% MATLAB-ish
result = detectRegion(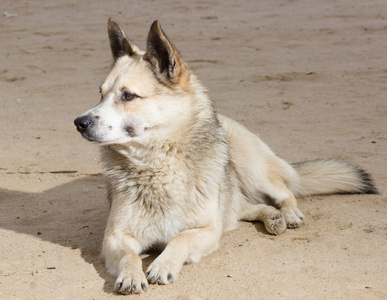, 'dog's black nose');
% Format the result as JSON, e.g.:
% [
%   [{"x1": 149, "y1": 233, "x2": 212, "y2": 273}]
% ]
[{"x1": 74, "y1": 116, "x2": 92, "y2": 132}]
